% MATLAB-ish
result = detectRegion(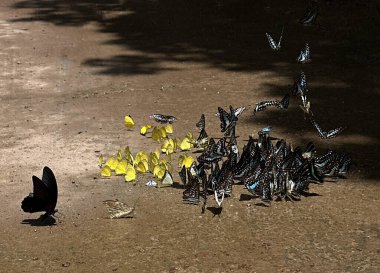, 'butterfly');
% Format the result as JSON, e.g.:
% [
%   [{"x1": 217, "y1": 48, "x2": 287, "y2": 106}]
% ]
[
  {"x1": 254, "y1": 94, "x2": 290, "y2": 113},
  {"x1": 179, "y1": 165, "x2": 188, "y2": 185},
  {"x1": 160, "y1": 170, "x2": 174, "y2": 187},
  {"x1": 150, "y1": 114, "x2": 177, "y2": 124},
  {"x1": 124, "y1": 165, "x2": 136, "y2": 182},
  {"x1": 183, "y1": 171, "x2": 200, "y2": 204},
  {"x1": 193, "y1": 128, "x2": 209, "y2": 149},
  {"x1": 196, "y1": 114, "x2": 205, "y2": 131},
  {"x1": 297, "y1": 43, "x2": 311, "y2": 63},
  {"x1": 309, "y1": 116, "x2": 345, "y2": 139},
  {"x1": 140, "y1": 124, "x2": 153, "y2": 136},
  {"x1": 293, "y1": 71, "x2": 308, "y2": 97},
  {"x1": 299, "y1": 4, "x2": 318, "y2": 26},
  {"x1": 124, "y1": 115, "x2": 135, "y2": 129},
  {"x1": 103, "y1": 200, "x2": 134, "y2": 219},
  {"x1": 21, "y1": 166, "x2": 58, "y2": 220},
  {"x1": 266, "y1": 26, "x2": 284, "y2": 50}
]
